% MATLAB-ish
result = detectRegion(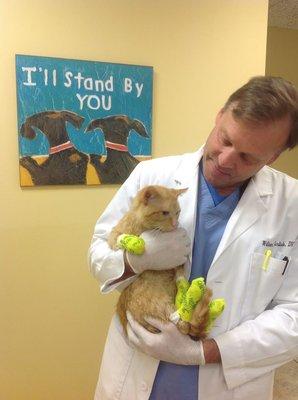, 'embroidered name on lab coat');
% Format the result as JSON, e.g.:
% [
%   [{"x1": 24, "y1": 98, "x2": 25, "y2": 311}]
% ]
[{"x1": 262, "y1": 240, "x2": 295, "y2": 247}]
